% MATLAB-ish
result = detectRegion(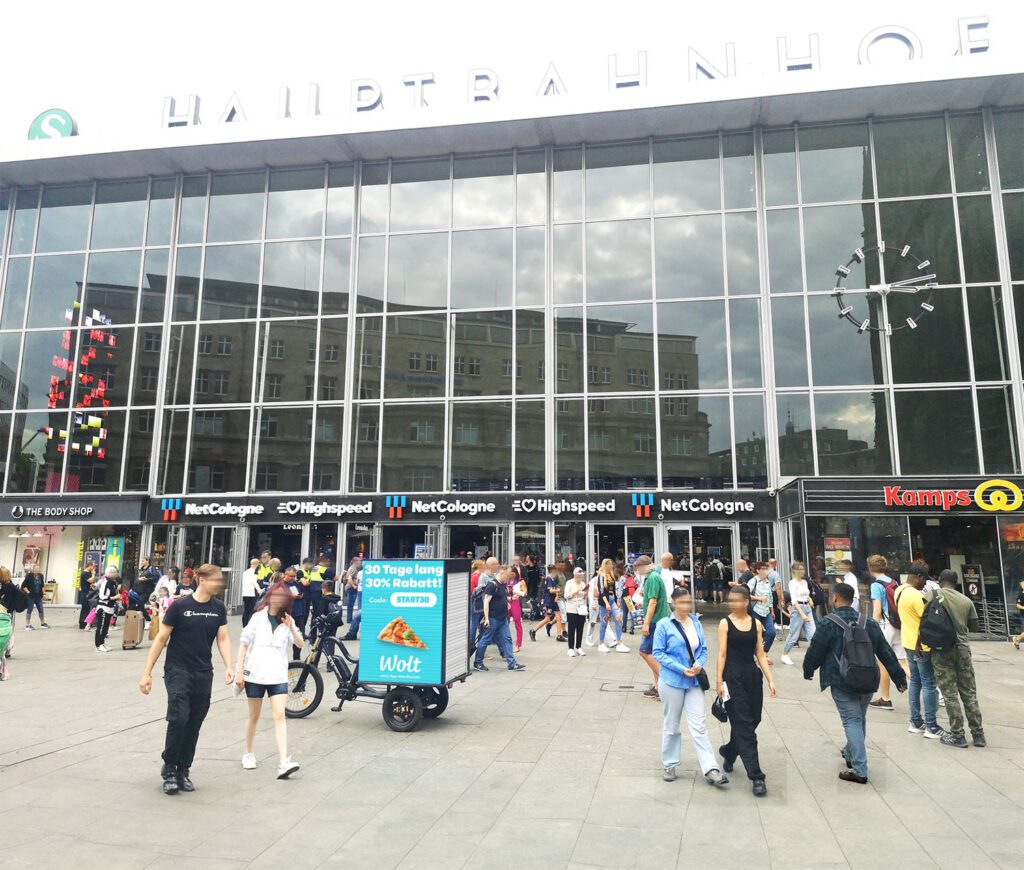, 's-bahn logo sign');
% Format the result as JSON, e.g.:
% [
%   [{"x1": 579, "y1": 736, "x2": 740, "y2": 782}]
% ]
[{"x1": 884, "y1": 479, "x2": 1024, "y2": 512}]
